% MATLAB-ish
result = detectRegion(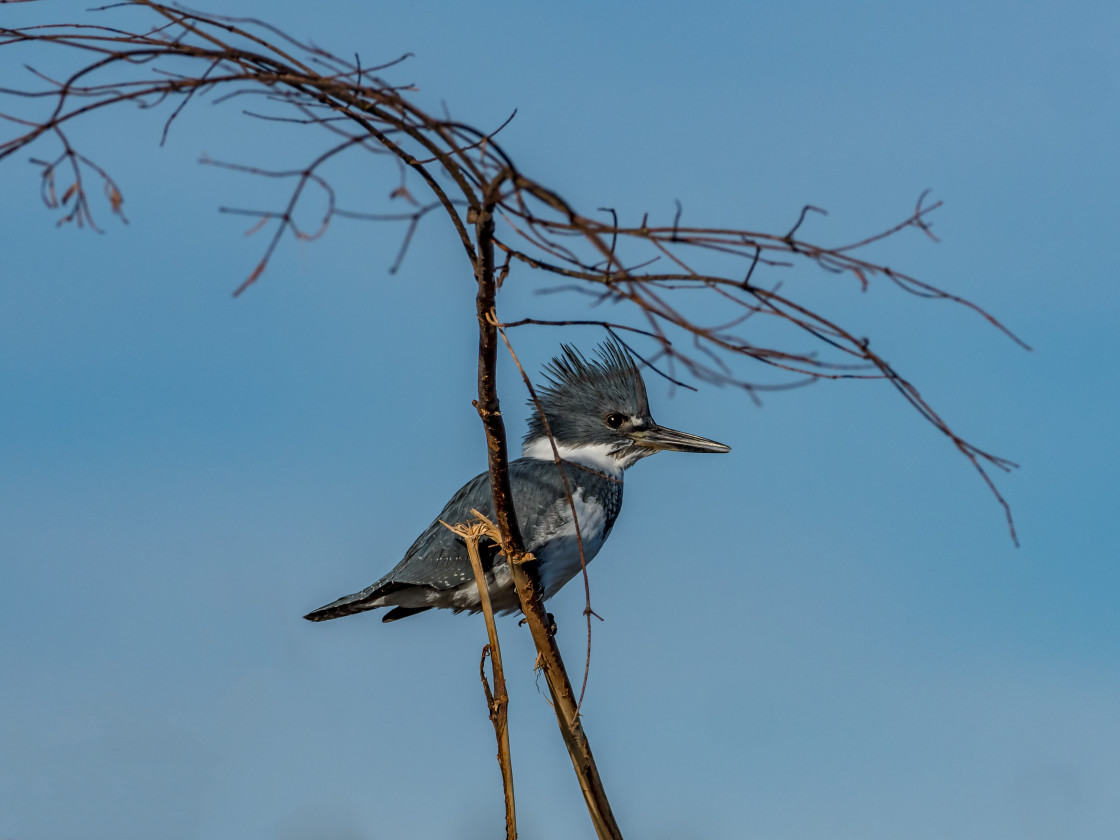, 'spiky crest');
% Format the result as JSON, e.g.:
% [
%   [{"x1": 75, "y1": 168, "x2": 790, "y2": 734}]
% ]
[{"x1": 522, "y1": 340, "x2": 651, "y2": 449}]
